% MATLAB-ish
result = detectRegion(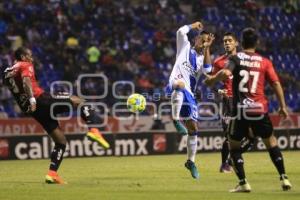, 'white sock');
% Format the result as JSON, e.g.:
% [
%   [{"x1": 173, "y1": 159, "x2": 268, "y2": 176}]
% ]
[
  {"x1": 187, "y1": 135, "x2": 198, "y2": 162},
  {"x1": 171, "y1": 90, "x2": 184, "y2": 120}
]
